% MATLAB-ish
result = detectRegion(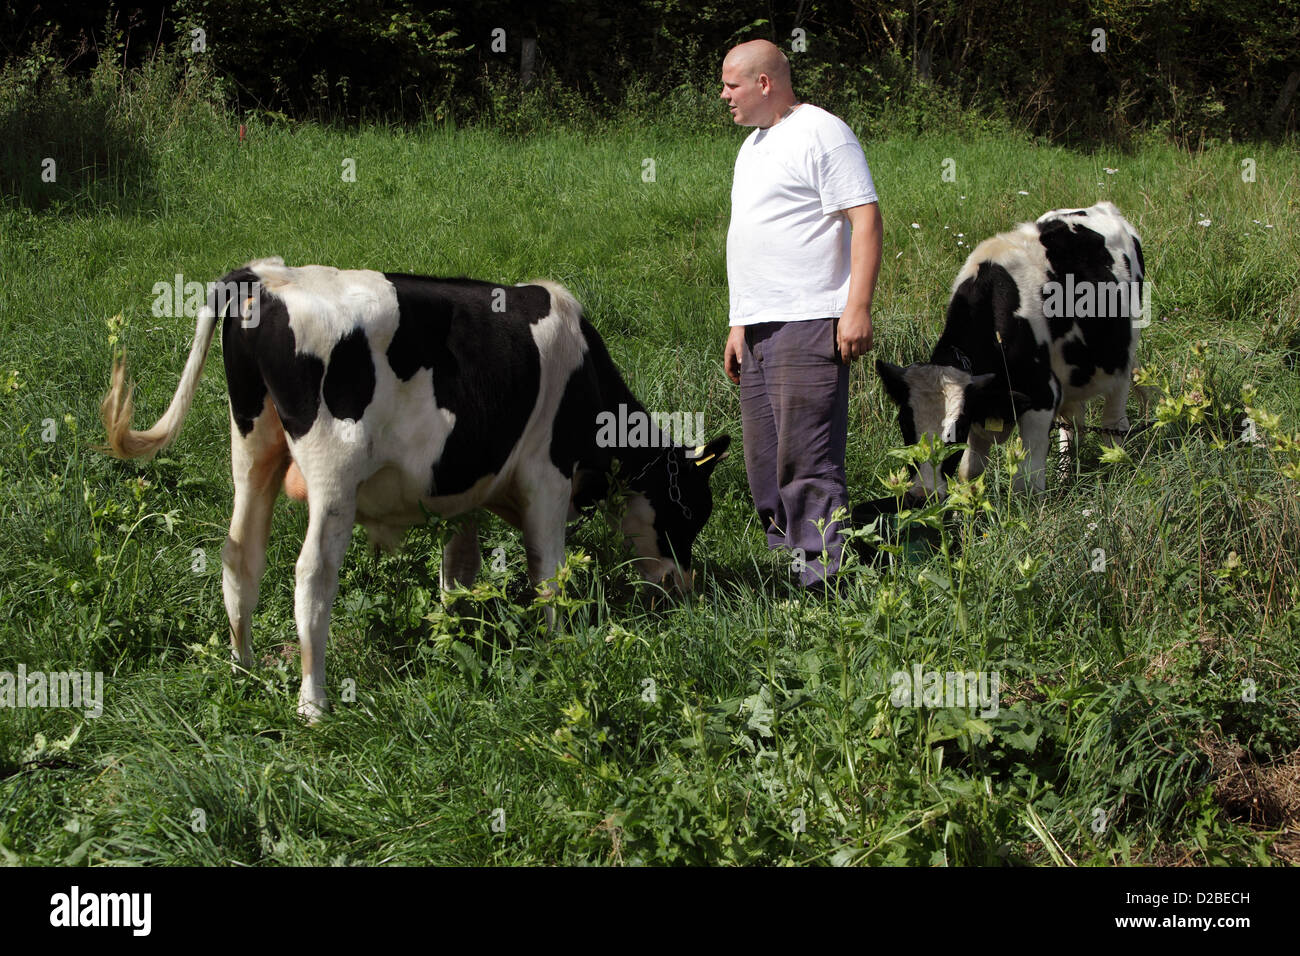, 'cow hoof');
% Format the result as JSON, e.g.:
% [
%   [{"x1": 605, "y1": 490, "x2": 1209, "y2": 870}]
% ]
[{"x1": 297, "y1": 697, "x2": 328, "y2": 724}]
